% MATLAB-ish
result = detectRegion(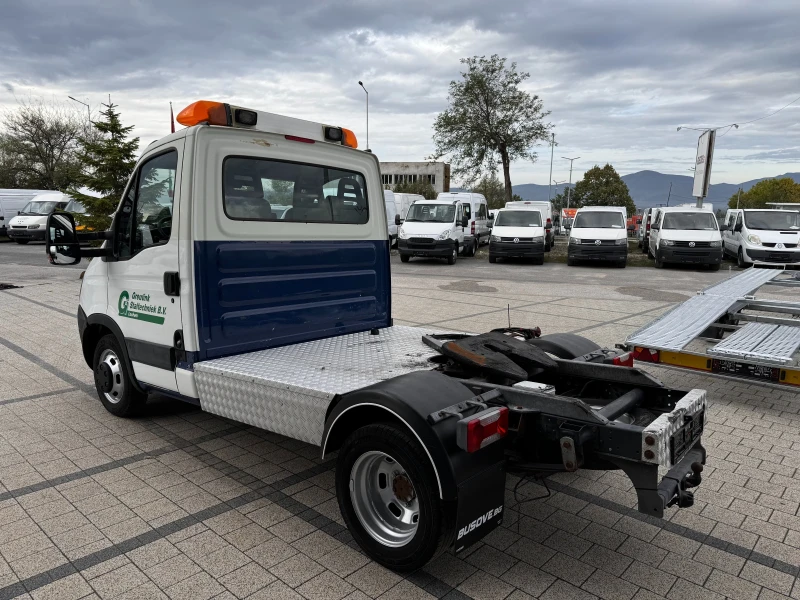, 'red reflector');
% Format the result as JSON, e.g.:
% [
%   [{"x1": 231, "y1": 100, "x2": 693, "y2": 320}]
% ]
[
  {"x1": 631, "y1": 347, "x2": 659, "y2": 363},
  {"x1": 471, "y1": 222, "x2": 476, "y2": 235},
  {"x1": 465, "y1": 407, "x2": 508, "y2": 453},
  {"x1": 285, "y1": 135, "x2": 315, "y2": 144},
  {"x1": 612, "y1": 352, "x2": 634, "y2": 368},
  {"x1": 646, "y1": 224, "x2": 651, "y2": 231}
]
